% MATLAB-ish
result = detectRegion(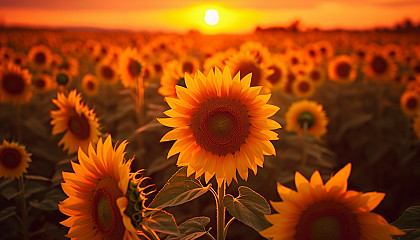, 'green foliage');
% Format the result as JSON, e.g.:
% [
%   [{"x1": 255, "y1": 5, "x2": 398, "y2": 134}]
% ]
[
  {"x1": 392, "y1": 206, "x2": 420, "y2": 240},
  {"x1": 224, "y1": 186, "x2": 272, "y2": 232},
  {"x1": 165, "y1": 217, "x2": 211, "y2": 240},
  {"x1": 148, "y1": 167, "x2": 211, "y2": 210}
]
